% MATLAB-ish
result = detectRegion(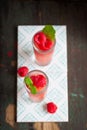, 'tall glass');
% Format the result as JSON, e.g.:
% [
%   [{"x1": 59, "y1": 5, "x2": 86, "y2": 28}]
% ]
[
  {"x1": 24, "y1": 70, "x2": 49, "y2": 102},
  {"x1": 32, "y1": 32, "x2": 56, "y2": 66}
]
